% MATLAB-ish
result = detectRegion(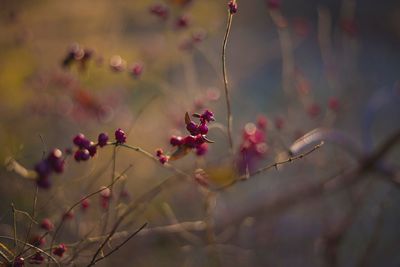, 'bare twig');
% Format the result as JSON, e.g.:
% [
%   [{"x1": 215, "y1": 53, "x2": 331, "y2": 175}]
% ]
[
  {"x1": 222, "y1": 4, "x2": 235, "y2": 154},
  {"x1": 0, "y1": 236, "x2": 60, "y2": 266},
  {"x1": 217, "y1": 141, "x2": 324, "y2": 190},
  {"x1": 88, "y1": 223, "x2": 147, "y2": 266},
  {"x1": 49, "y1": 165, "x2": 133, "y2": 261}
]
